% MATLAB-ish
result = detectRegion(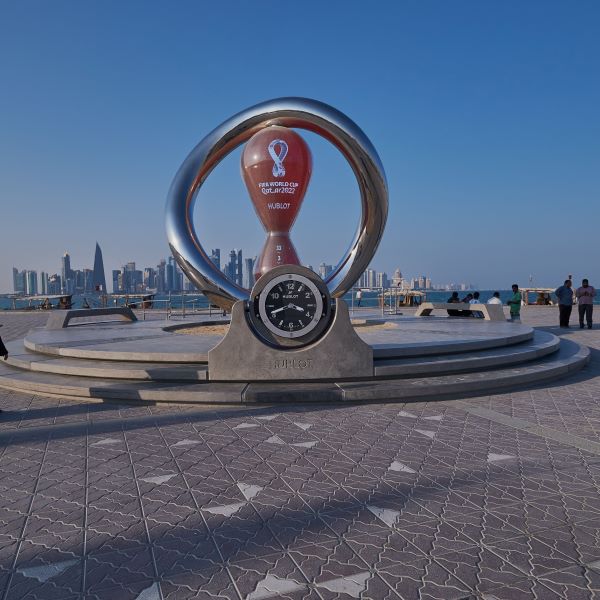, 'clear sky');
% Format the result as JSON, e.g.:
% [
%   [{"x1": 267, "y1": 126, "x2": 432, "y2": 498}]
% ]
[{"x1": 1, "y1": 0, "x2": 599, "y2": 293}]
